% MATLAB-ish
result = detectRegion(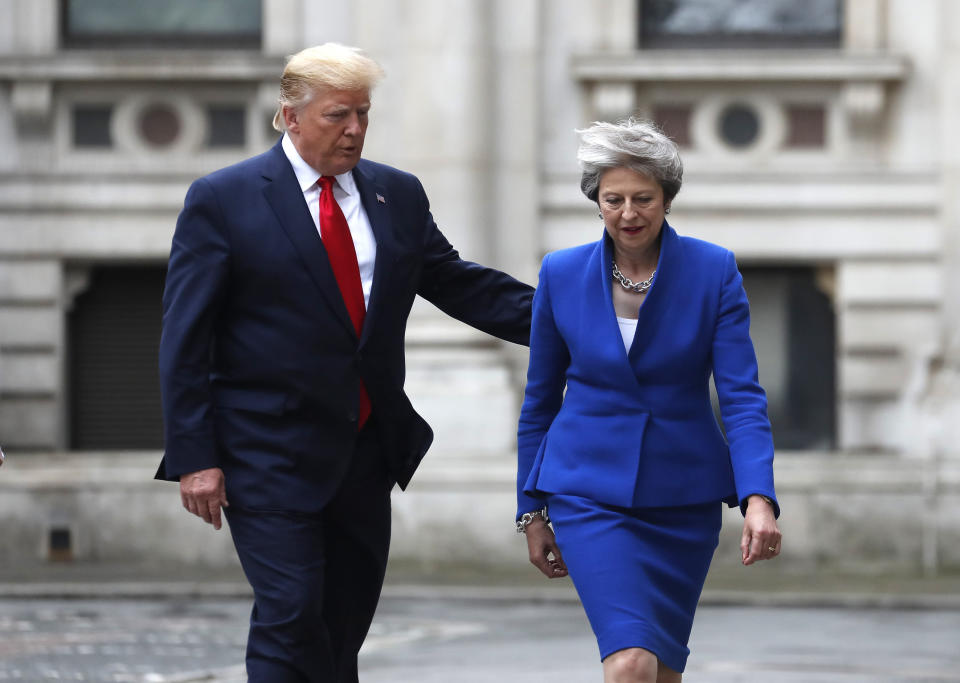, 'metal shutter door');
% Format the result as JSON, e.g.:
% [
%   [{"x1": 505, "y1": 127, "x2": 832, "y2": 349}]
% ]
[{"x1": 69, "y1": 266, "x2": 166, "y2": 449}]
